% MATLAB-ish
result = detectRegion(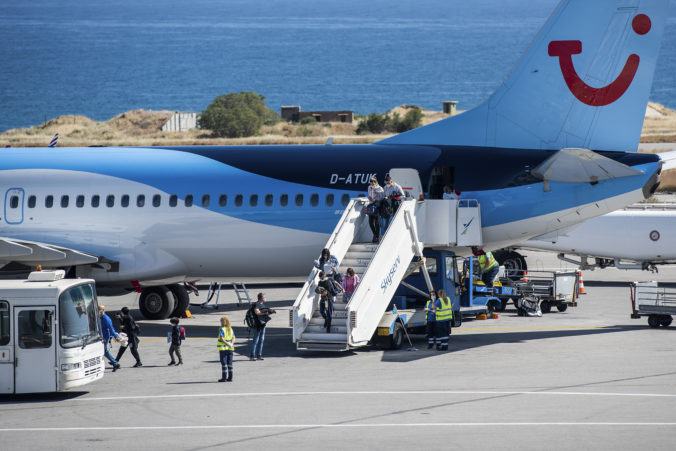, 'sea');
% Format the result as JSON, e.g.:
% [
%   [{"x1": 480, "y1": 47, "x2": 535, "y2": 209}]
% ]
[{"x1": 0, "y1": 0, "x2": 675, "y2": 133}]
